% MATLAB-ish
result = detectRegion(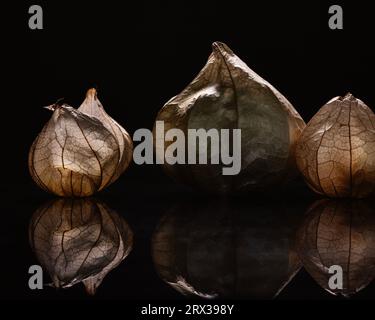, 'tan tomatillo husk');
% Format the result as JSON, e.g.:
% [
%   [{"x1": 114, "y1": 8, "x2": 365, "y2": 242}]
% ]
[
  {"x1": 154, "y1": 42, "x2": 305, "y2": 194},
  {"x1": 29, "y1": 198, "x2": 133, "y2": 295},
  {"x1": 296, "y1": 93, "x2": 375, "y2": 198},
  {"x1": 28, "y1": 89, "x2": 133, "y2": 197},
  {"x1": 295, "y1": 199, "x2": 375, "y2": 297}
]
